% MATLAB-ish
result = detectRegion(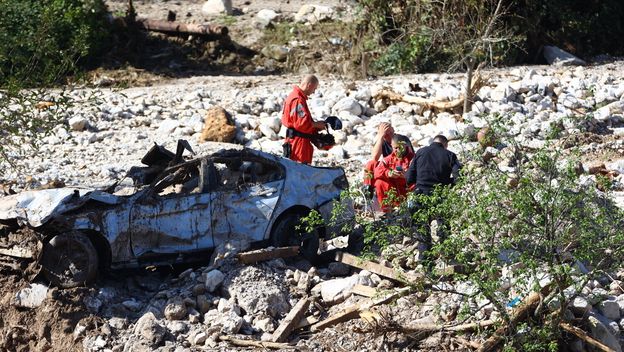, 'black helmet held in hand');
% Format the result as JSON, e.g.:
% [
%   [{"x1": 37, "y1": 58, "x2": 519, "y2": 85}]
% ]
[{"x1": 324, "y1": 116, "x2": 342, "y2": 130}]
